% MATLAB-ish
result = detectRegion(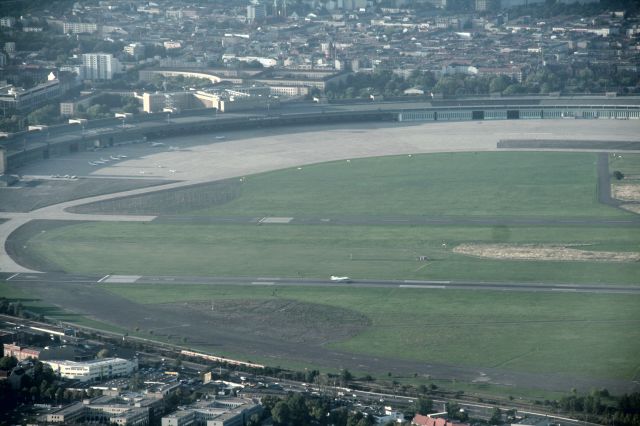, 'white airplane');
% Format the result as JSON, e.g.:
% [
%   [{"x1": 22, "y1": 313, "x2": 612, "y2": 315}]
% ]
[
  {"x1": 88, "y1": 161, "x2": 98, "y2": 166},
  {"x1": 169, "y1": 146, "x2": 180, "y2": 151},
  {"x1": 99, "y1": 157, "x2": 110, "y2": 162},
  {"x1": 169, "y1": 169, "x2": 177, "y2": 173},
  {"x1": 215, "y1": 136, "x2": 226, "y2": 140},
  {"x1": 150, "y1": 142, "x2": 165, "y2": 147},
  {"x1": 330, "y1": 276, "x2": 352, "y2": 283},
  {"x1": 118, "y1": 155, "x2": 128, "y2": 159},
  {"x1": 110, "y1": 155, "x2": 120, "y2": 160},
  {"x1": 93, "y1": 160, "x2": 105, "y2": 164}
]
